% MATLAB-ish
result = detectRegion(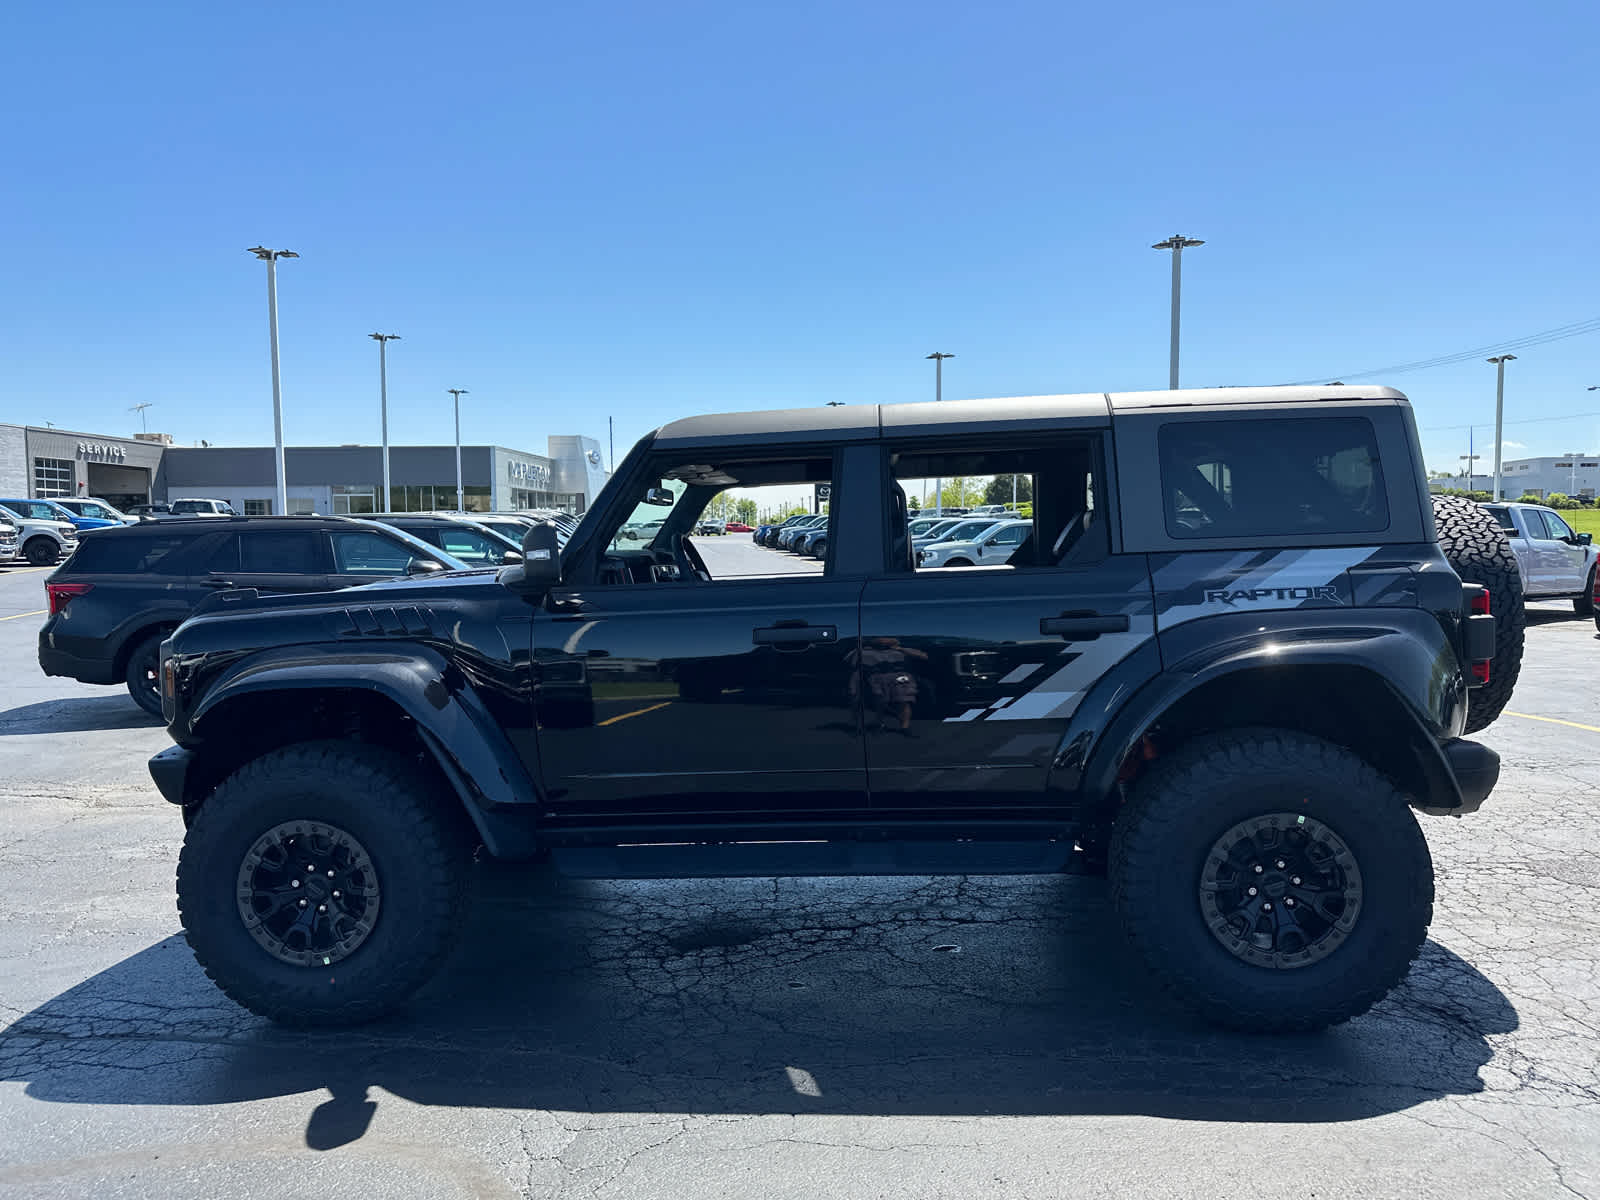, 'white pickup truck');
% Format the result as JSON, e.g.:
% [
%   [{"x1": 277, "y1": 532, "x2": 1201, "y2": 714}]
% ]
[{"x1": 1482, "y1": 502, "x2": 1596, "y2": 617}]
